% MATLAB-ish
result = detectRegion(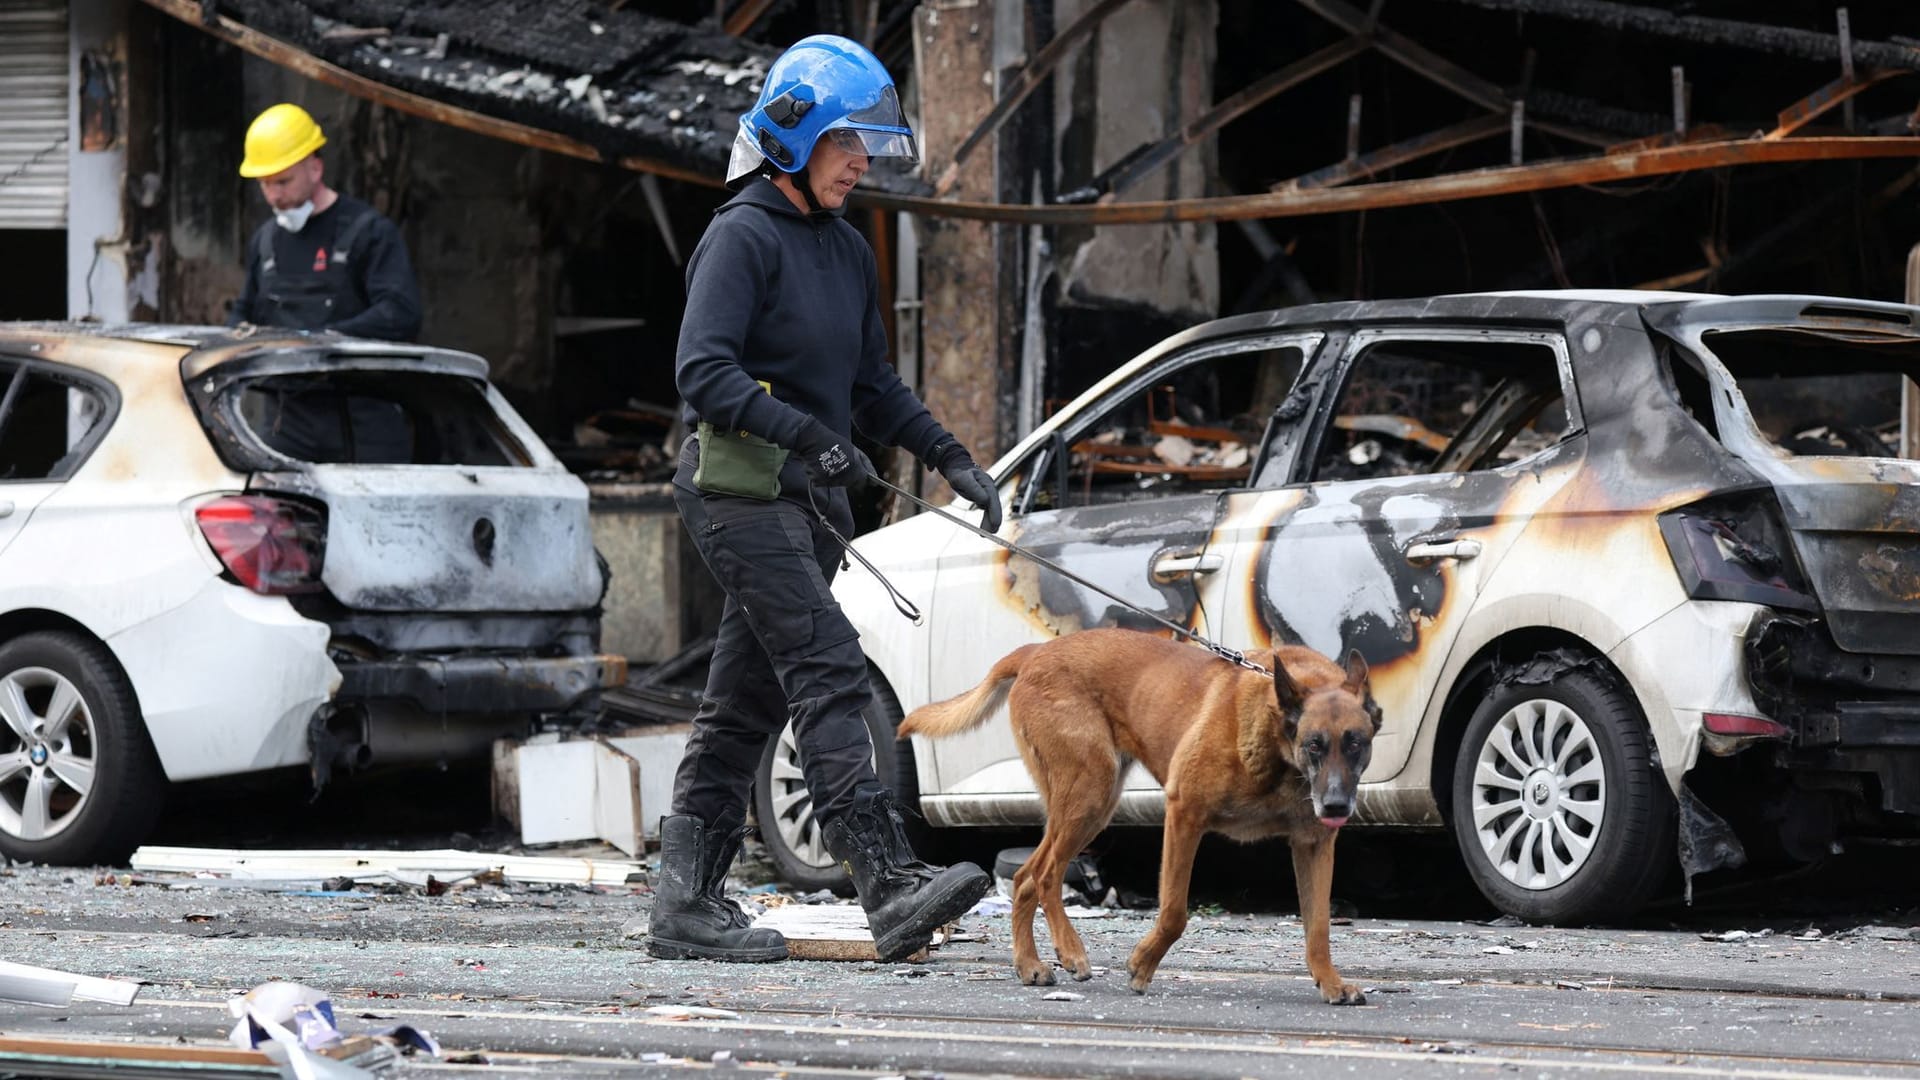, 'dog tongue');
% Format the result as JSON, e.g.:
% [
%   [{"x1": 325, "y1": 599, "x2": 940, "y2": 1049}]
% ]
[{"x1": 1318, "y1": 816, "x2": 1348, "y2": 829}]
